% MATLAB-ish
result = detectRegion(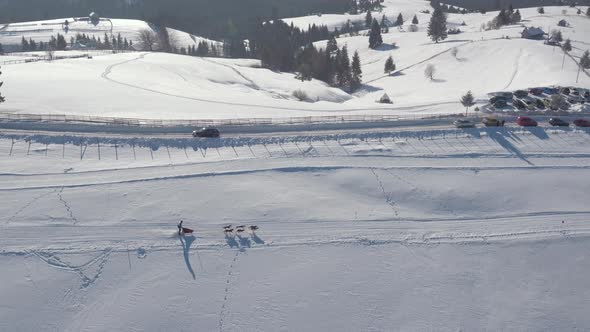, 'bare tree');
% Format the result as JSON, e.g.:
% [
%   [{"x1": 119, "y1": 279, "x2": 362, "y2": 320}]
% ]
[
  {"x1": 424, "y1": 64, "x2": 436, "y2": 80},
  {"x1": 451, "y1": 47, "x2": 458, "y2": 58},
  {"x1": 137, "y1": 29, "x2": 157, "y2": 51}
]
